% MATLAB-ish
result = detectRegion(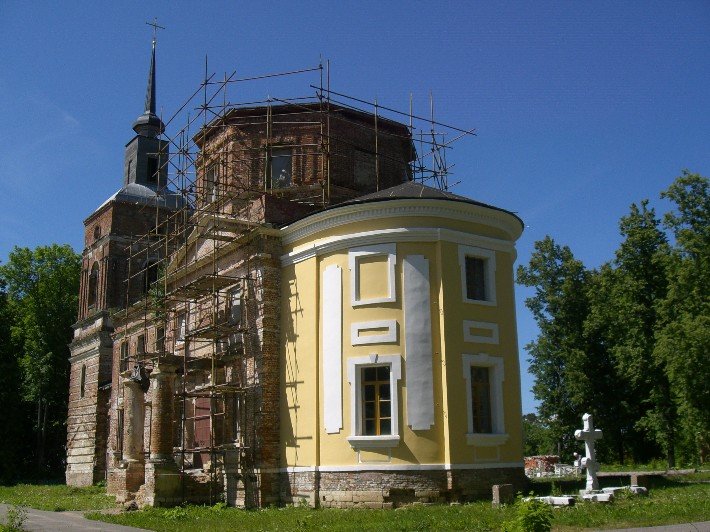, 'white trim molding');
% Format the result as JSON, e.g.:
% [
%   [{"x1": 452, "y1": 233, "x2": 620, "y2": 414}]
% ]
[
  {"x1": 463, "y1": 321, "x2": 499, "y2": 345},
  {"x1": 348, "y1": 243, "x2": 397, "y2": 307},
  {"x1": 403, "y1": 255, "x2": 435, "y2": 431},
  {"x1": 281, "y1": 199, "x2": 523, "y2": 248},
  {"x1": 462, "y1": 353, "x2": 507, "y2": 446},
  {"x1": 281, "y1": 226, "x2": 515, "y2": 267},
  {"x1": 346, "y1": 354, "x2": 402, "y2": 450},
  {"x1": 322, "y1": 265, "x2": 343, "y2": 434},
  {"x1": 458, "y1": 245, "x2": 497, "y2": 306},
  {"x1": 351, "y1": 320, "x2": 398, "y2": 346}
]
